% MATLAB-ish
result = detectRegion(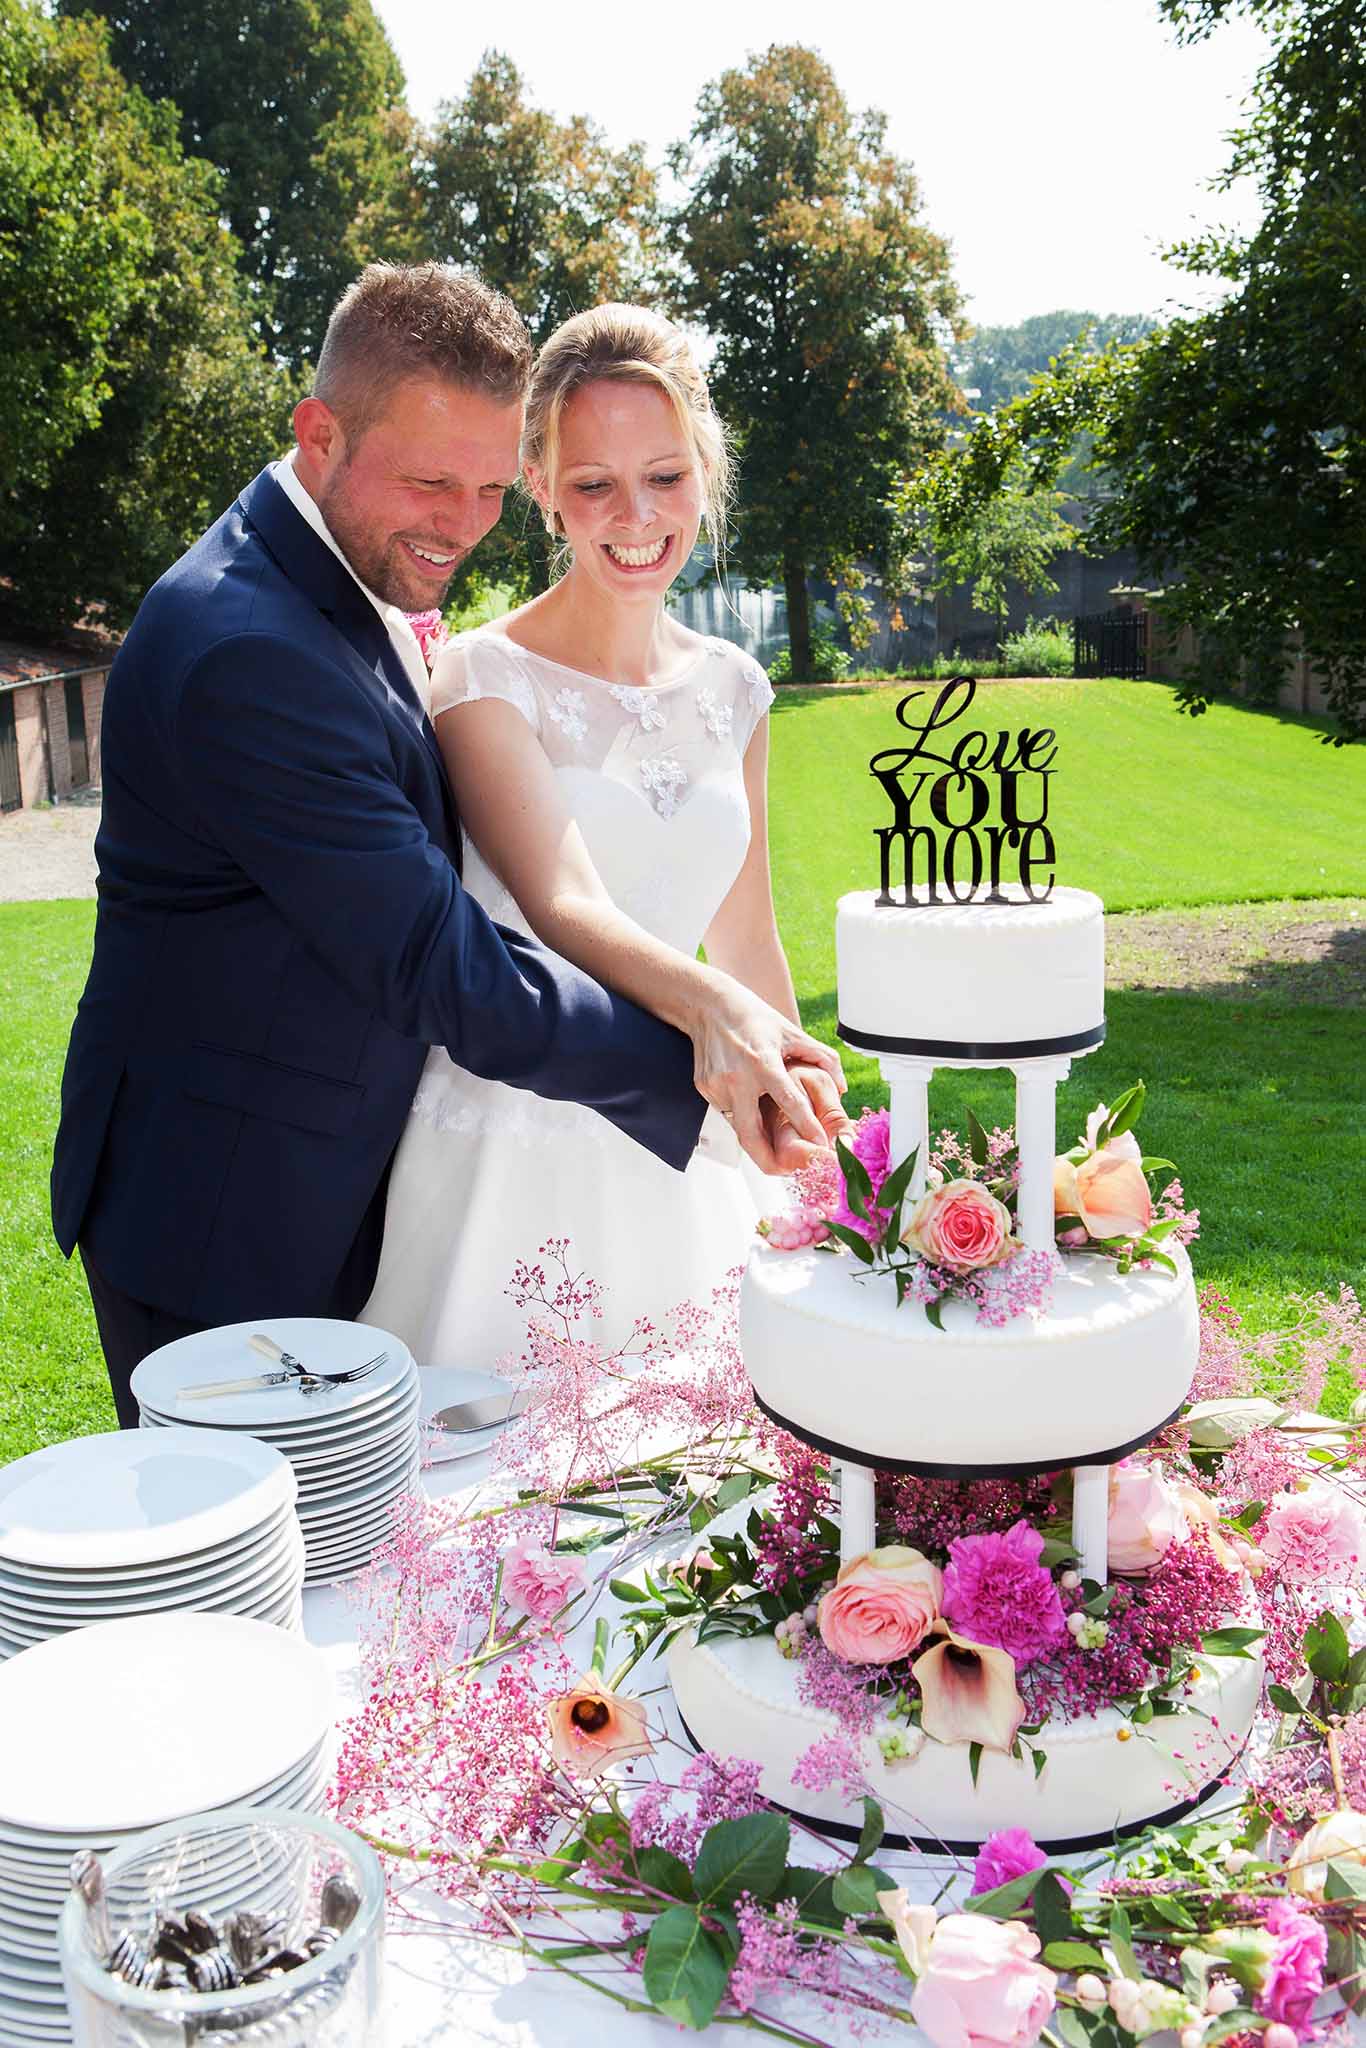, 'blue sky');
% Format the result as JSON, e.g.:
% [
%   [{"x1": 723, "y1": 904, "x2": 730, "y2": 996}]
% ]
[{"x1": 374, "y1": 0, "x2": 1270, "y2": 330}]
